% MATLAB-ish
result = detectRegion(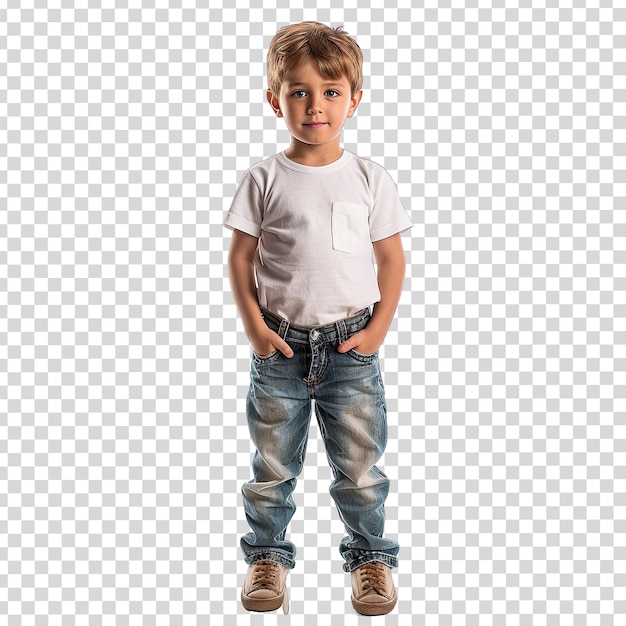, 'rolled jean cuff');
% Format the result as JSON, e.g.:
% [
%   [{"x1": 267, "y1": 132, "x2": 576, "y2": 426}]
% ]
[
  {"x1": 342, "y1": 550, "x2": 399, "y2": 572},
  {"x1": 244, "y1": 551, "x2": 296, "y2": 570}
]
